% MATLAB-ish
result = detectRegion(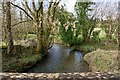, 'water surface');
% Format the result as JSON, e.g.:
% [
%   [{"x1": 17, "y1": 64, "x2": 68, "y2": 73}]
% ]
[{"x1": 27, "y1": 44, "x2": 89, "y2": 73}]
